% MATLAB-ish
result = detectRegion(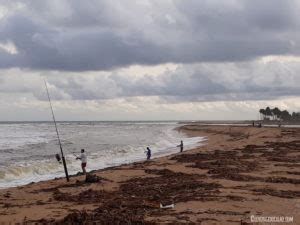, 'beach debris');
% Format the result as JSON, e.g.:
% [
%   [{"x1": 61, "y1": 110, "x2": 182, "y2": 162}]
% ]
[
  {"x1": 61, "y1": 210, "x2": 89, "y2": 223},
  {"x1": 160, "y1": 203, "x2": 174, "y2": 209},
  {"x1": 3, "y1": 192, "x2": 11, "y2": 198},
  {"x1": 85, "y1": 173, "x2": 103, "y2": 183},
  {"x1": 142, "y1": 200, "x2": 160, "y2": 208},
  {"x1": 252, "y1": 188, "x2": 300, "y2": 198},
  {"x1": 203, "y1": 209, "x2": 245, "y2": 216},
  {"x1": 3, "y1": 203, "x2": 13, "y2": 208},
  {"x1": 120, "y1": 170, "x2": 222, "y2": 205},
  {"x1": 53, "y1": 188, "x2": 112, "y2": 203}
]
